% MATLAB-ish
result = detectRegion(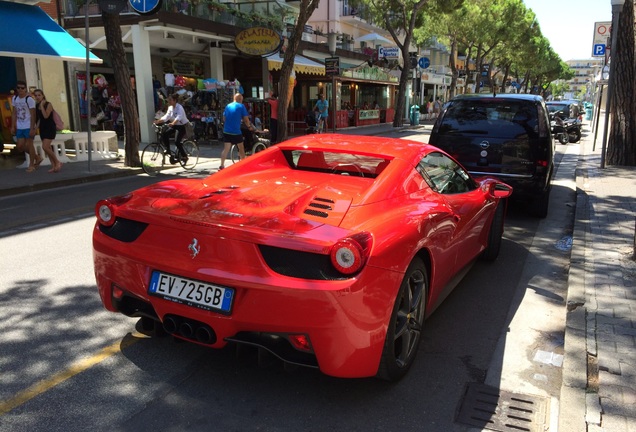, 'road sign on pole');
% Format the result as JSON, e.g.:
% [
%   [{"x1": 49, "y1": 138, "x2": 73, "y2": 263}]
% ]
[{"x1": 592, "y1": 21, "x2": 611, "y2": 57}]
